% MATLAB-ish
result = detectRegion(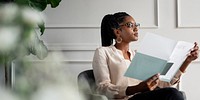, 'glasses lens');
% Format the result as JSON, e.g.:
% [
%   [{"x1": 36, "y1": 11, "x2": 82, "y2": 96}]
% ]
[
  {"x1": 135, "y1": 23, "x2": 140, "y2": 27},
  {"x1": 126, "y1": 23, "x2": 133, "y2": 28},
  {"x1": 120, "y1": 22, "x2": 140, "y2": 28}
]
